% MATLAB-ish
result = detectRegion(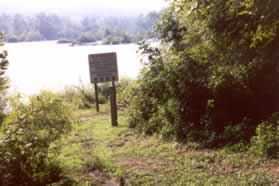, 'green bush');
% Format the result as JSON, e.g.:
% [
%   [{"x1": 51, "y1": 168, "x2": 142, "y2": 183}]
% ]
[
  {"x1": 62, "y1": 84, "x2": 109, "y2": 109},
  {"x1": 99, "y1": 83, "x2": 111, "y2": 99},
  {"x1": 128, "y1": 43, "x2": 180, "y2": 138},
  {"x1": 215, "y1": 118, "x2": 256, "y2": 146},
  {"x1": 250, "y1": 115, "x2": 279, "y2": 158},
  {"x1": 117, "y1": 78, "x2": 137, "y2": 108},
  {"x1": 0, "y1": 33, "x2": 9, "y2": 124},
  {"x1": 0, "y1": 92, "x2": 73, "y2": 185},
  {"x1": 62, "y1": 85, "x2": 94, "y2": 109},
  {"x1": 128, "y1": 0, "x2": 279, "y2": 146}
]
